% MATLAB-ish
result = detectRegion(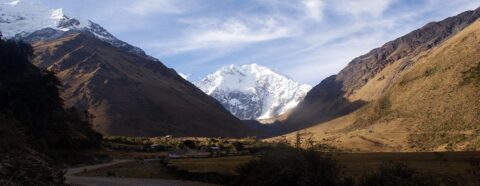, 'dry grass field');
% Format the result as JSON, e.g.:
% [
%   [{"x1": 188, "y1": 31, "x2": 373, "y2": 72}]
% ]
[
  {"x1": 336, "y1": 152, "x2": 479, "y2": 183},
  {"x1": 168, "y1": 156, "x2": 255, "y2": 175},
  {"x1": 74, "y1": 151, "x2": 479, "y2": 184},
  {"x1": 104, "y1": 150, "x2": 168, "y2": 160},
  {"x1": 76, "y1": 160, "x2": 178, "y2": 179}
]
